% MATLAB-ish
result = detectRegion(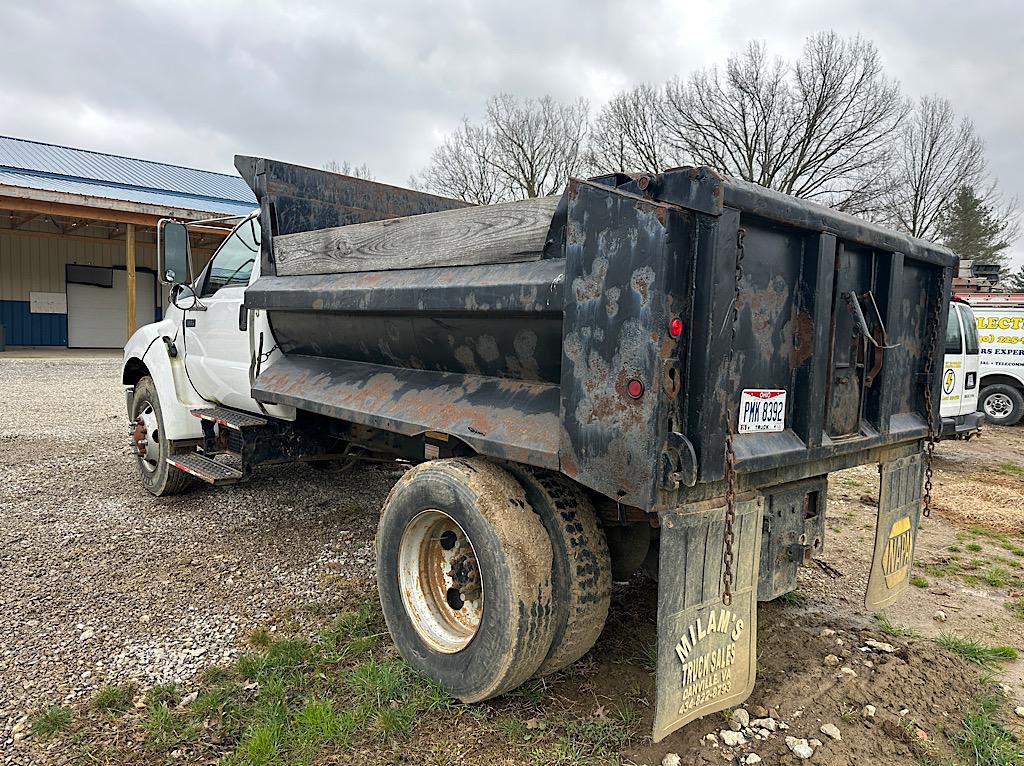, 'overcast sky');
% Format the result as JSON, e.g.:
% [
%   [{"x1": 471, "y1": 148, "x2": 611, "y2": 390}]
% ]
[{"x1": 3, "y1": 0, "x2": 1023, "y2": 262}]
